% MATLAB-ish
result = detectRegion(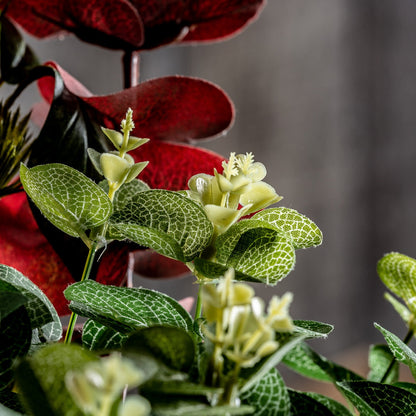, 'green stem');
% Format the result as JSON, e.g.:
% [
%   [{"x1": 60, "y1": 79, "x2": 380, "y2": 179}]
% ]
[
  {"x1": 380, "y1": 328, "x2": 413, "y2": 383},
  {"x1": 64, "y1": 240, "x2": 99, "y2": 344},
  {"x1": 194, "y1": 283, "x2": 203, "y2": 320}
]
